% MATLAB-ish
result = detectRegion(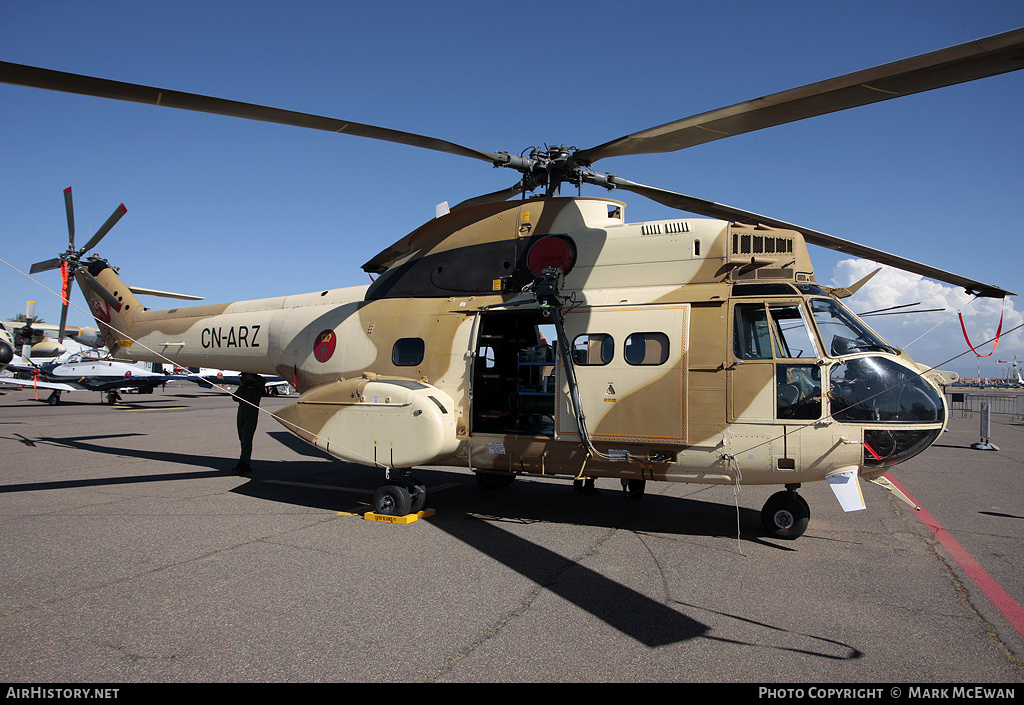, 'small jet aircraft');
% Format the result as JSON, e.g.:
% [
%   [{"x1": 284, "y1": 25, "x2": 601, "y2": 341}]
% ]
[
  {"x1": 2, "y1": 28, "x2": 1022, "y2": 538},
  {"x1": 0, "y1": 350, "x2": 186, "y2": 405}
]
